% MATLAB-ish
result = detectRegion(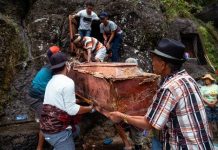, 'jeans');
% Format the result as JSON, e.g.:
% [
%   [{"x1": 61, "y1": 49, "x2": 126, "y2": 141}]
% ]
[
  {"x1": 111, "y1": 33, "x2": 123, "y2": 62},
  {"x1": 43, "y1": 127, "x2": 80, "y2": 150},
  {"x1": 78, "y1": 30, "x2": 91, "y2": 37},
  {"x1": 152, "y1": 137, "x2": 162, "y2": 150}
]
